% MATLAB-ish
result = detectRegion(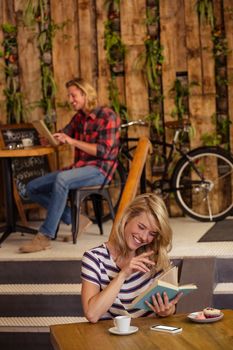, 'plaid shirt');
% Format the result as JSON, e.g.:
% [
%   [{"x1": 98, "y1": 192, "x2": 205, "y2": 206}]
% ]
[{"x1": 62, "y1": 107, "x2": 121, "y2": 182}]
